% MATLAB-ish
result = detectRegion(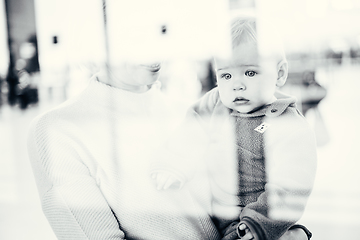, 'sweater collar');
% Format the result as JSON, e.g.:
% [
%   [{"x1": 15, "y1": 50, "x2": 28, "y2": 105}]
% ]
[{"x1": 230, "y1": 90, "x2": 297, "y2": 118}]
